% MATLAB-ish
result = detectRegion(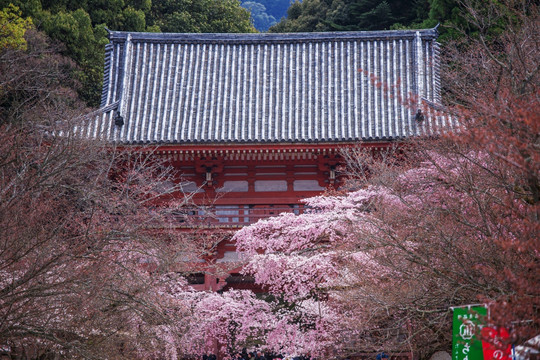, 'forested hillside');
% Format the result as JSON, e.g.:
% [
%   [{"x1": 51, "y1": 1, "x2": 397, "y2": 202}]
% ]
[
  {"x1": 240, "y1": 0, "x2": 290, "y2": 31},
  {"x1": 269, "y1": 0, "x2": 462, "y2": 38},
  {"x1": 0, "y1": 0, "x2": 255, "y2": 107},
  {"x1": 240, "y1": 0, "x2": 453, "y2": 33}
]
